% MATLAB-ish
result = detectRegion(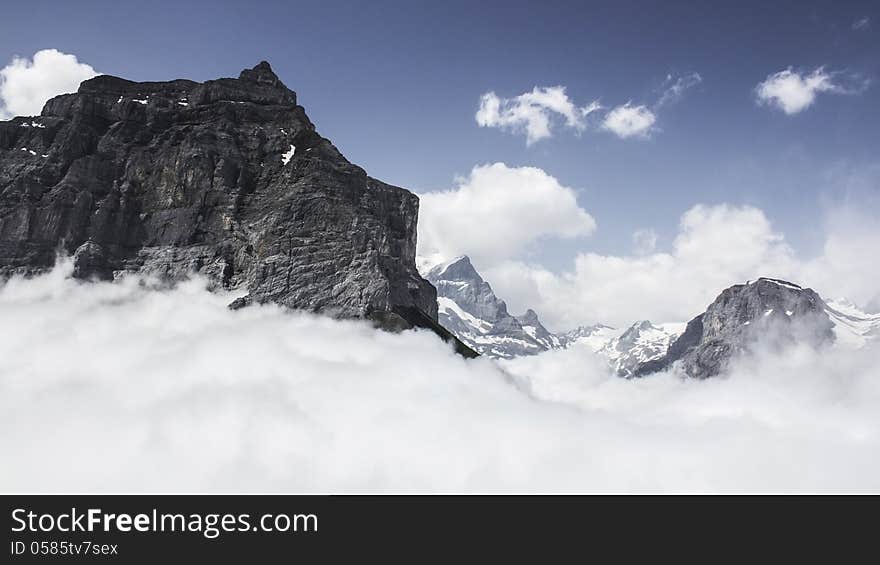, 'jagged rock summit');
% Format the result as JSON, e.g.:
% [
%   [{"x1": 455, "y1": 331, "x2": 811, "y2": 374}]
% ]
[
  {"x1": 426, "y1": 255, "x2": 559, "y2": 358},
  {"x1": 635, "y1": 277, "x2": 835, "y2": 378},
  {"x1": 0, "y1": 61, "x2": 474, "y2": 352}
]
